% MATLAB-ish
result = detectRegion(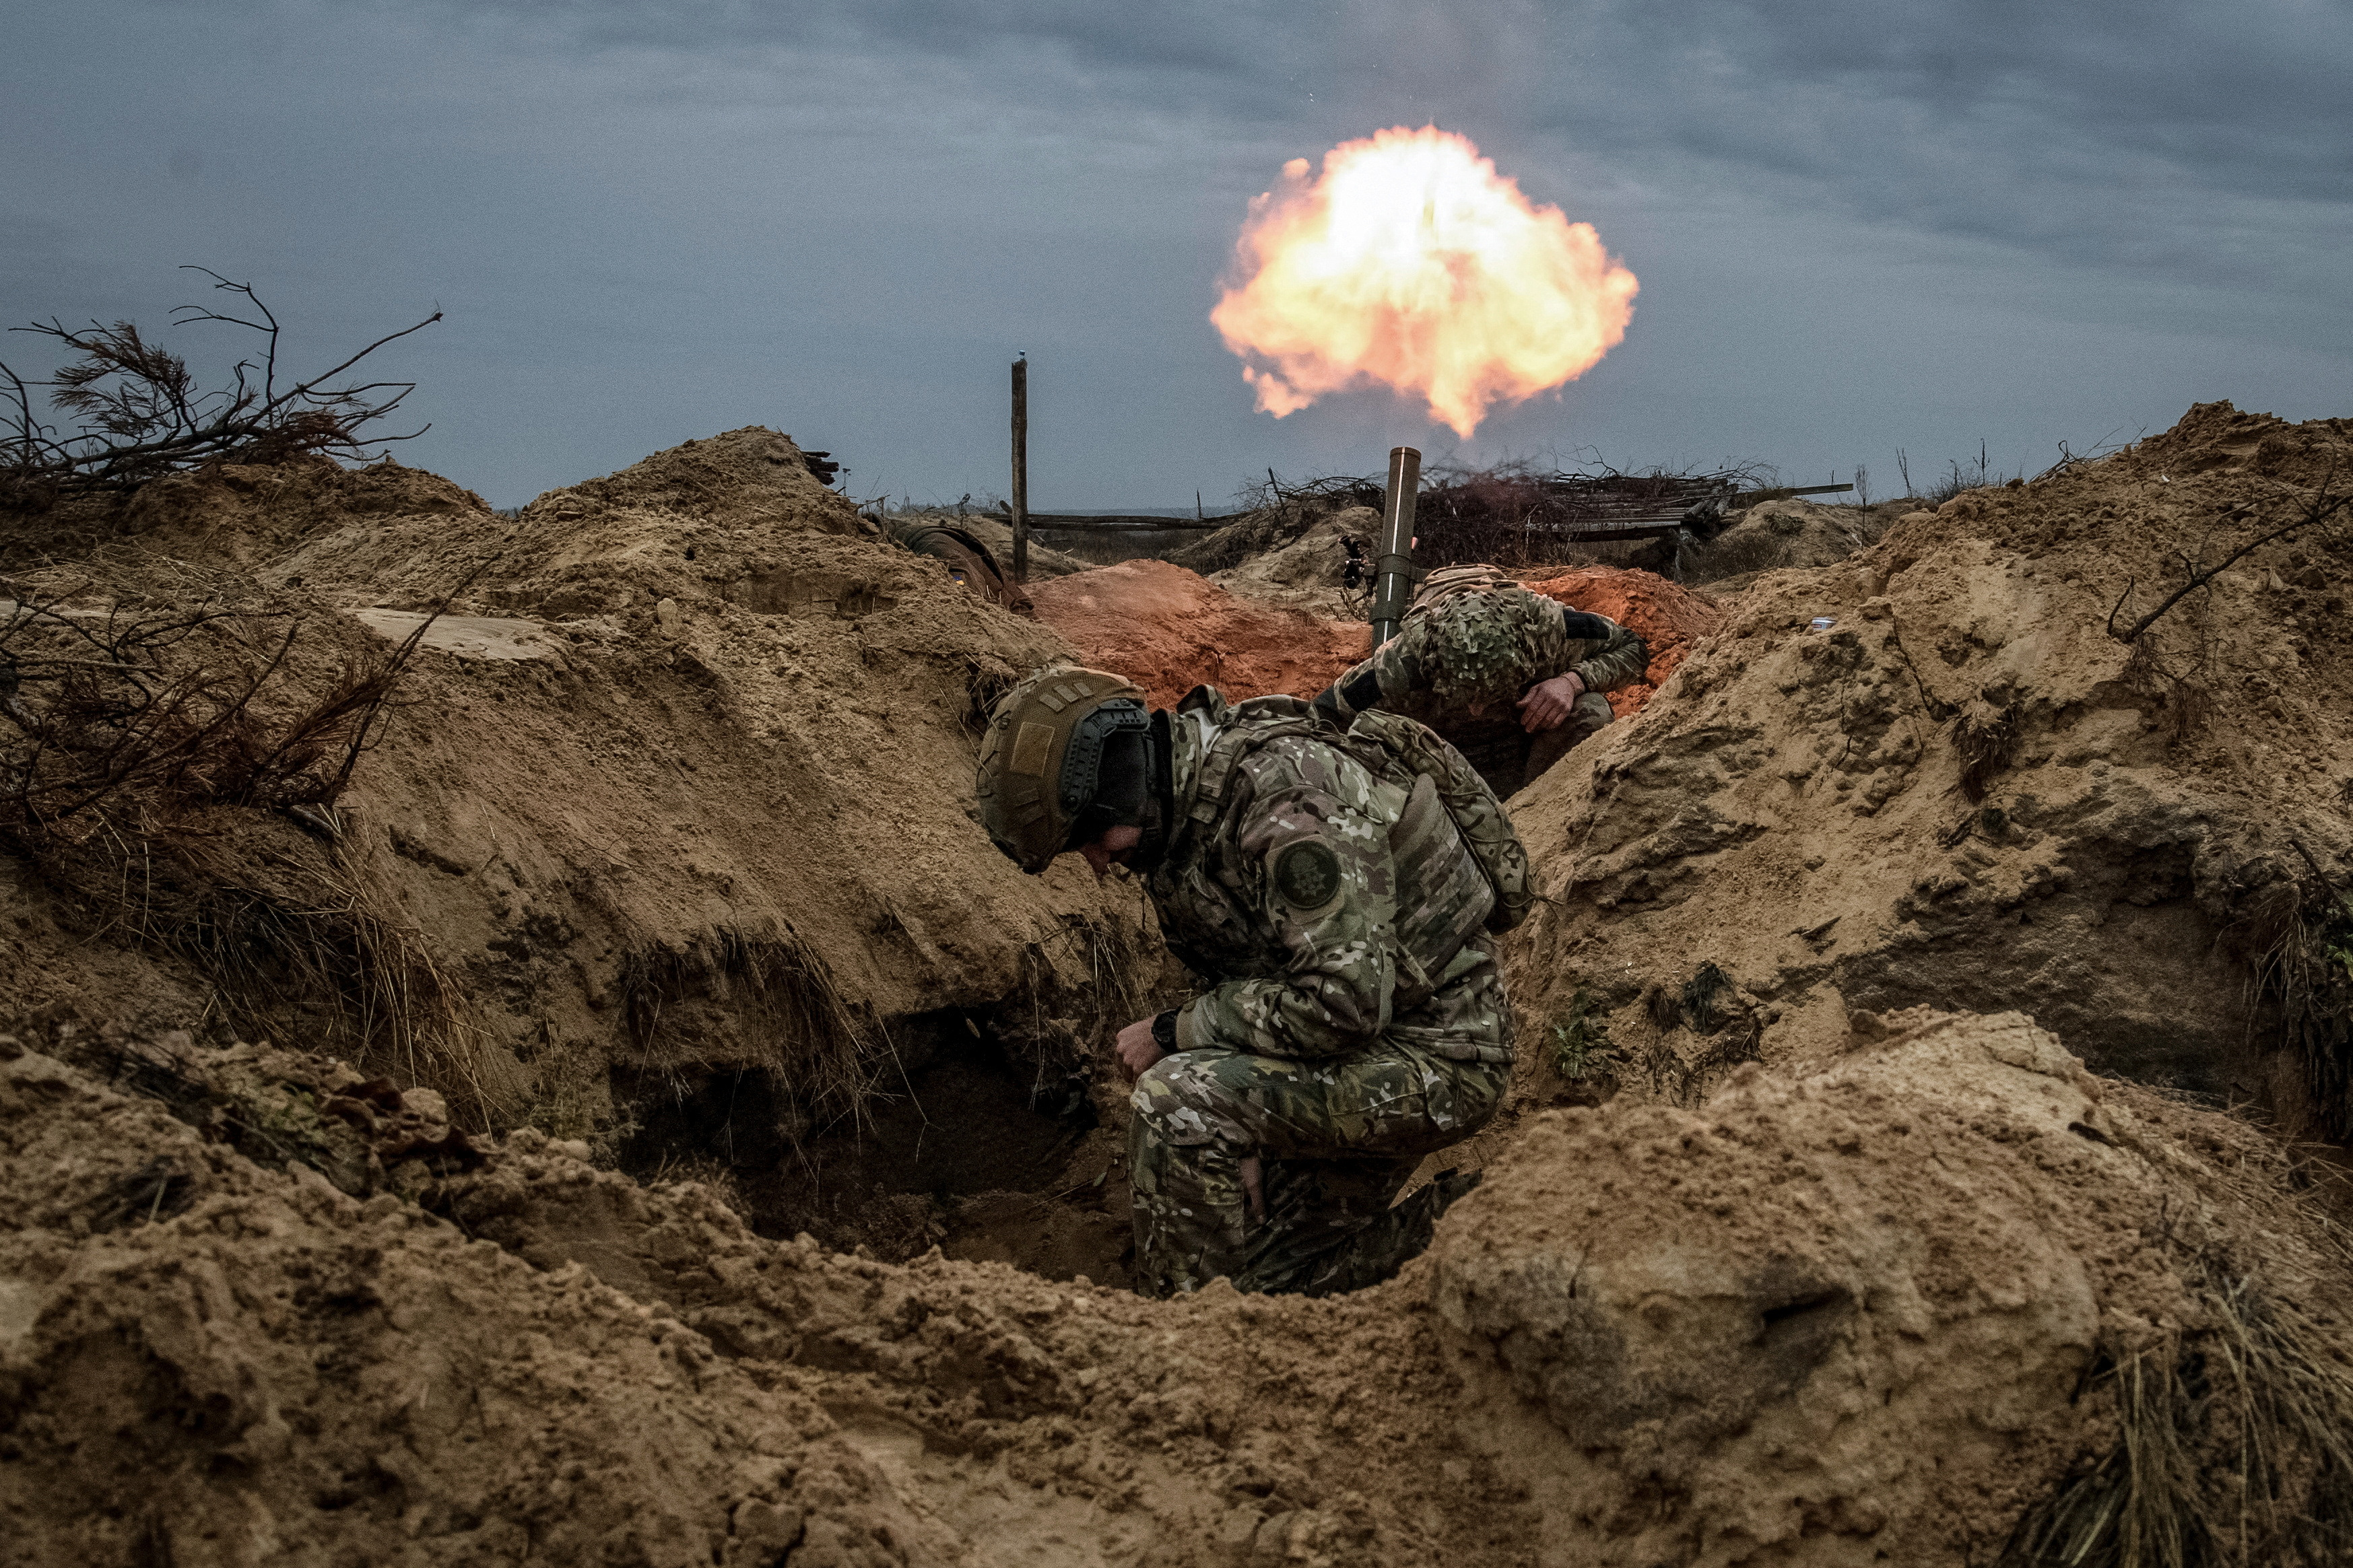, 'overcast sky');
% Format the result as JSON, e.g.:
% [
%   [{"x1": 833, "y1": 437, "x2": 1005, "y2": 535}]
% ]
[{"x1": 4, "y1": 1, "x2": 2346, "y2": 511}]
